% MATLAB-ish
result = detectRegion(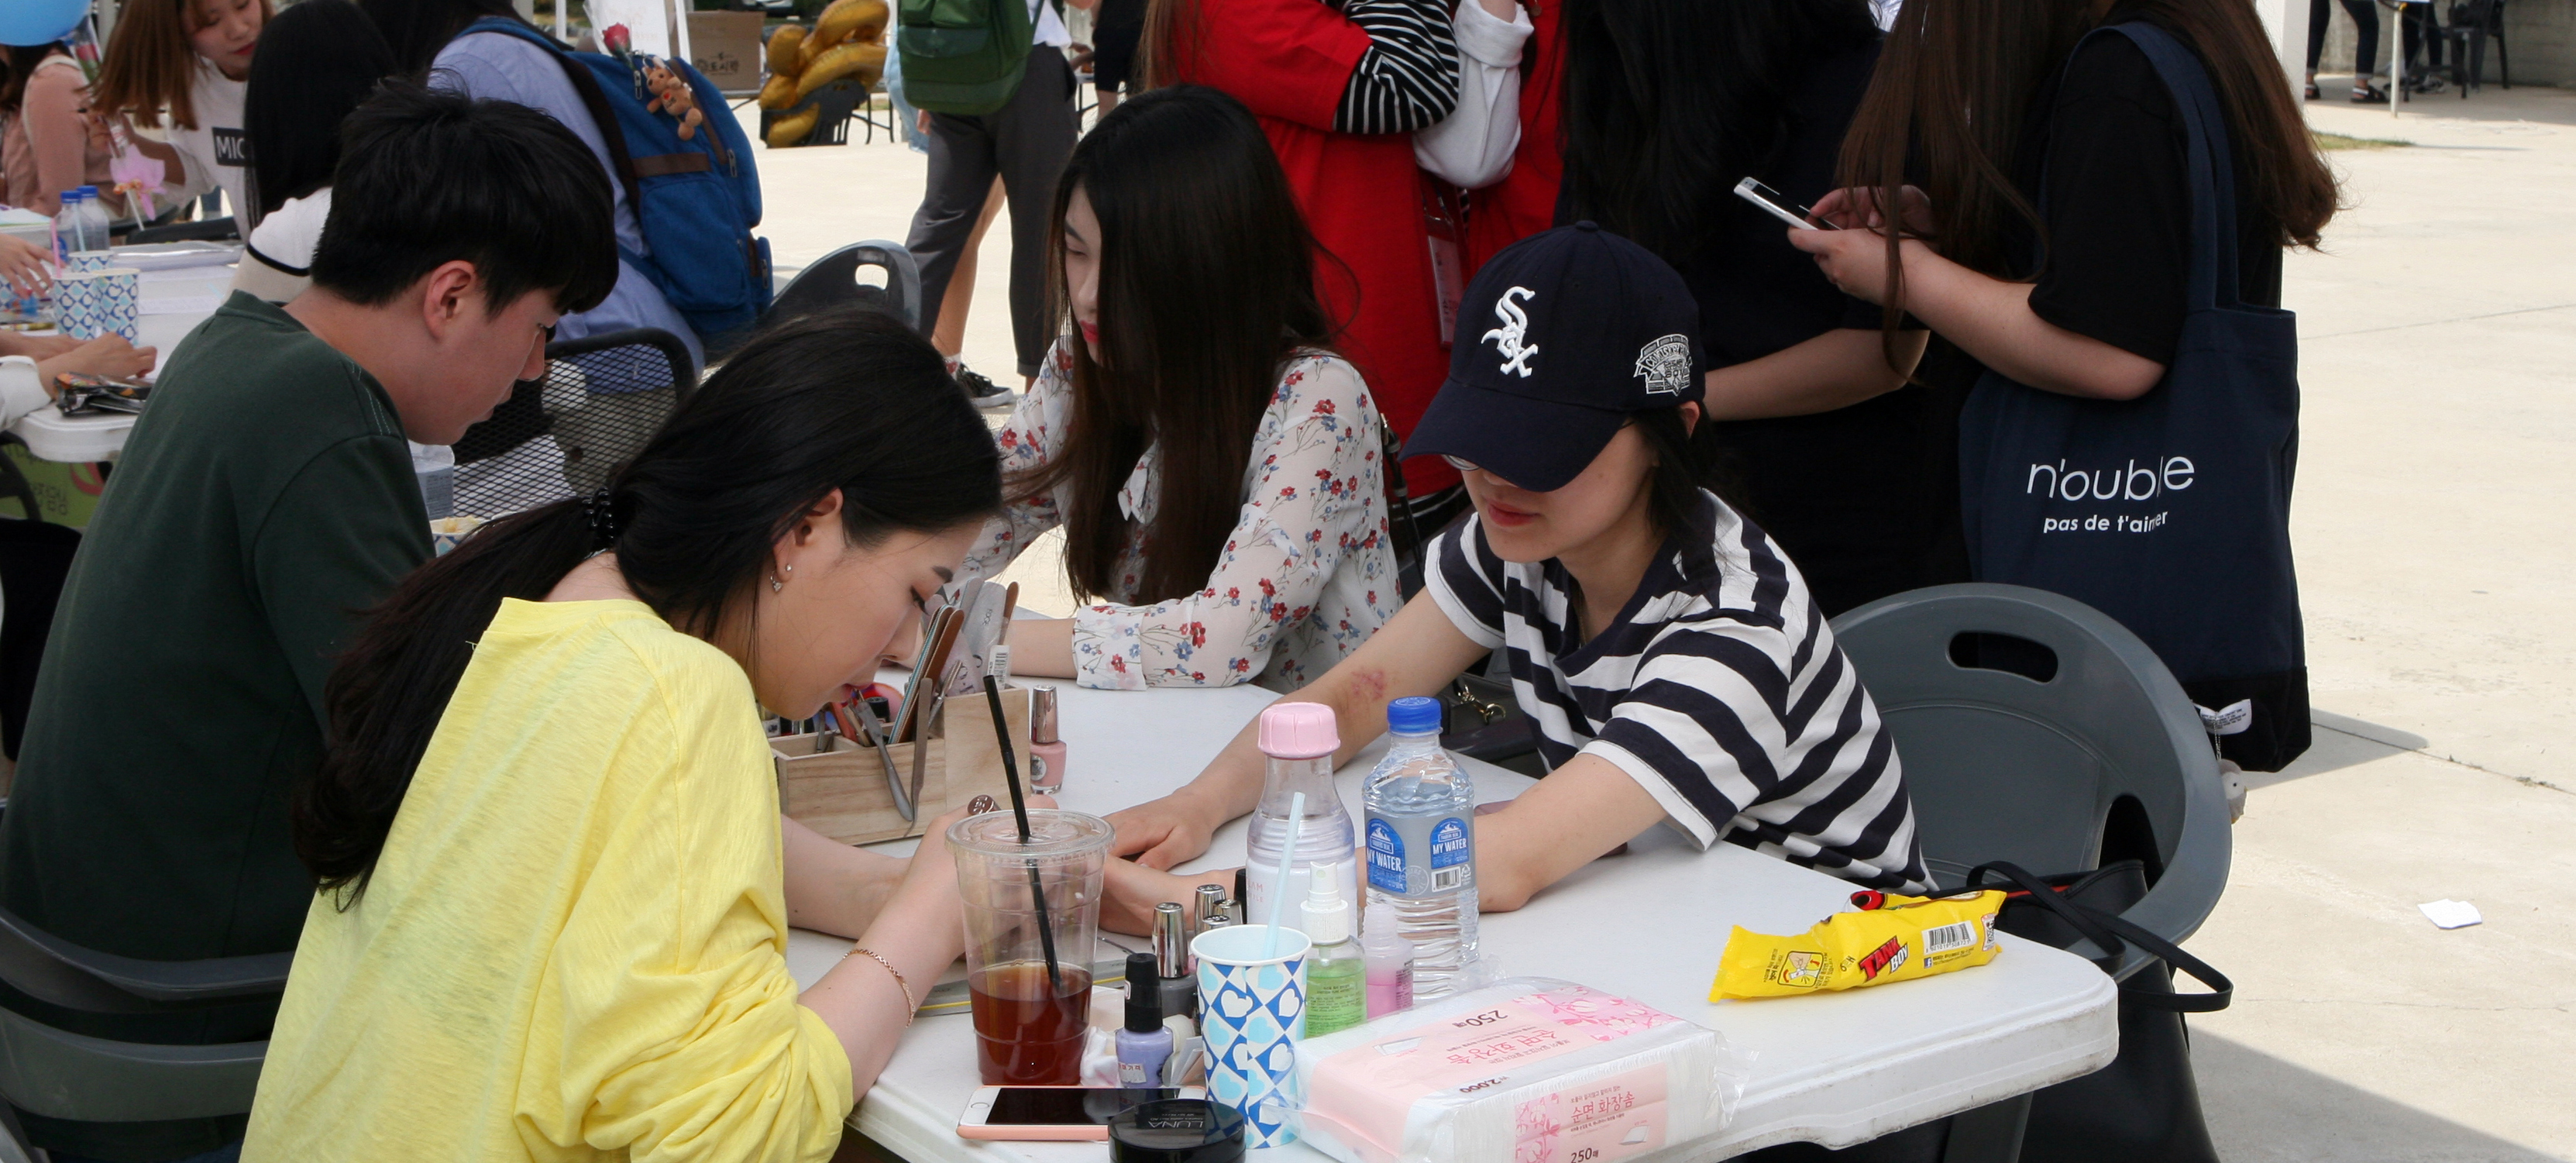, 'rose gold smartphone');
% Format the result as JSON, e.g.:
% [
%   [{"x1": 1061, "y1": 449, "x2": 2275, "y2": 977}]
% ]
[{"x1": 956, "y1": 1086, "x2": 1207, "y2": 1141}]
